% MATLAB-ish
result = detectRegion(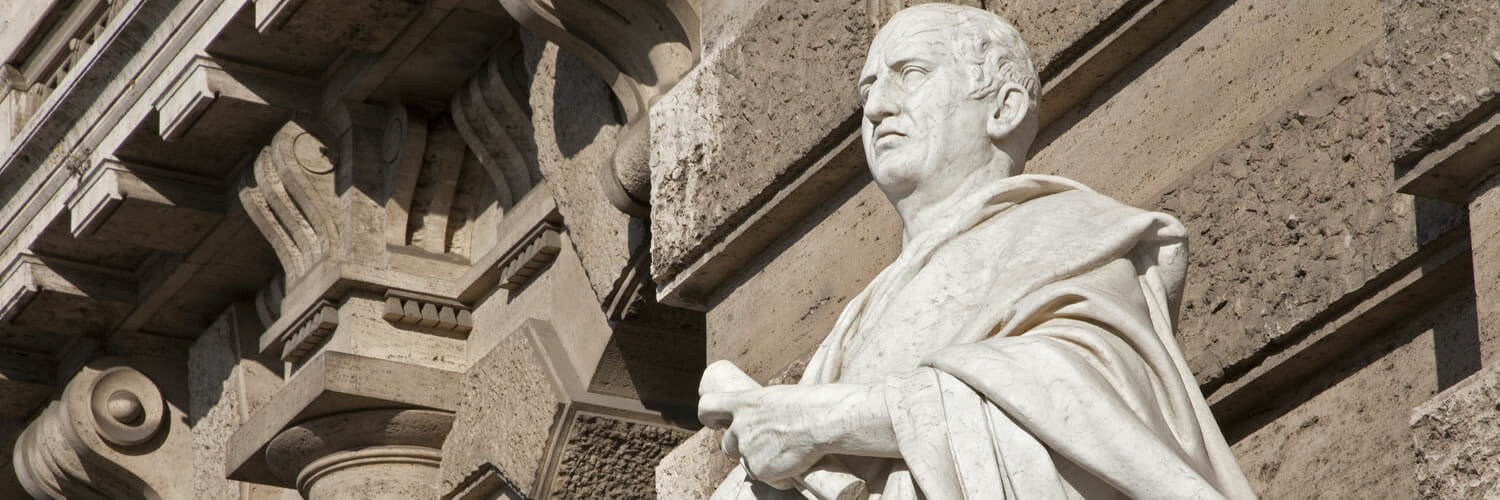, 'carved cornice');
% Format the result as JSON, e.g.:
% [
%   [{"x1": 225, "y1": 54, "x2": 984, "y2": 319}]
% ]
[{"x1": 11, "y1": 360, "x2": 185, "y2": 500}]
